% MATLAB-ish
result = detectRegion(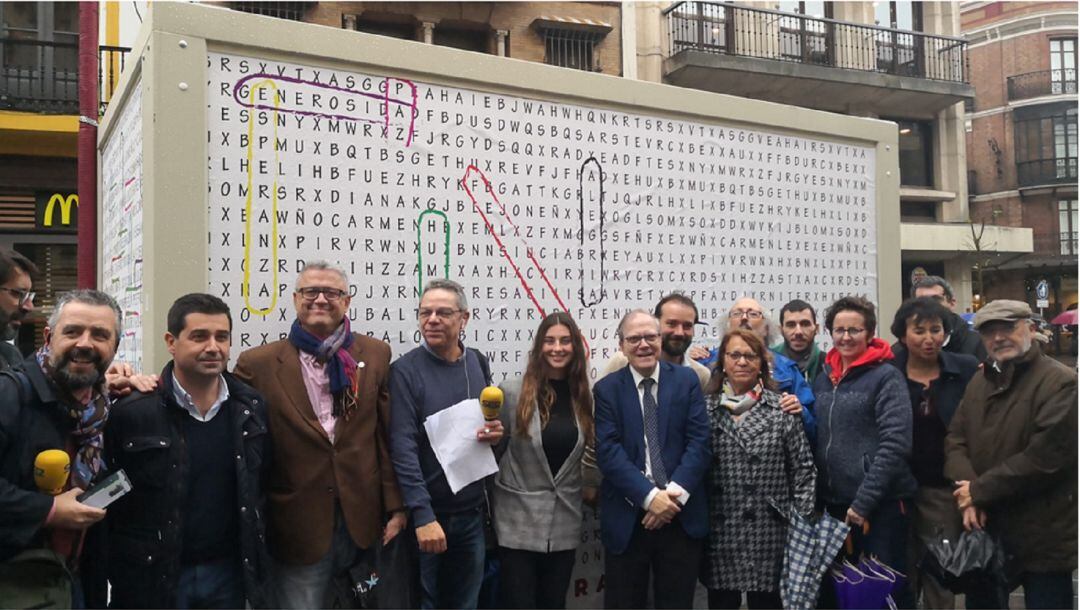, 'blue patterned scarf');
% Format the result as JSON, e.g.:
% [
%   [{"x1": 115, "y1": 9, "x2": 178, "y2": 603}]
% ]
[
  {"x1": 35, "y1": 346, "x2": 108, "y2": 489},
  {"x1": 288, "y1": 318, "x2": 359, "y2": 419}
]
